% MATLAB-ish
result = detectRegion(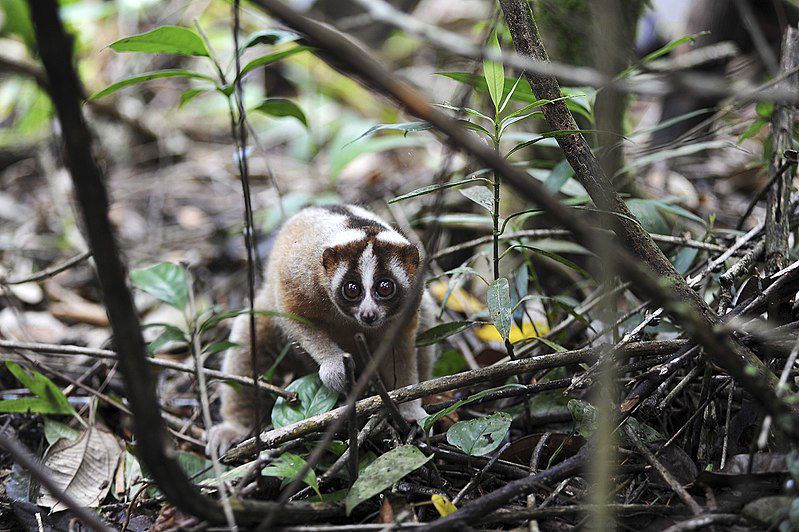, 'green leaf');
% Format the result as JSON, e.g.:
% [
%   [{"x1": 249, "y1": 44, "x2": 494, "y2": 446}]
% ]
[
  {"x1": 458, "y1": 186, "x2": 495, "y2": 214},
  {"x1": 487, "y1": 278, "x2": 512, "y2": 341},
  {"x1": 0, "y1": 362, "x2": 74, "y2": 415},
  {"x1": 543, "y1": 159, "x2": 575, "y2": 193},
  {"x1": 438, "y1": 72, "x2": 536, "y2": 104},
  {"x1": 619, "y1": 33, "x2": 707, "y2": 78},
  {"x1": 509, "y1": 245, "x2": 590, "y2": 278},
  {"x1": 415, "y1": 321, "x2": 473, "y2": 347},
  {"x1": 239, "y1": 46, "x2": 310, "y2": 77},
  {"x1": 388, "y1": 176, "x2": 490, "y2": 204},
  {"x1": 625, "y1": 199, "x2": 670, "y2": 235},
  {"x1": 179, "y1": 87, "x2": 208, "y2": 108},
  {"x1": 447, "y1": 412, "x2": 512, "y2": 456},
  {"x1": 90, "y1": 70, "x2": 213, "y2": 100},
  {"x1": 345, "y1": 445, "x2": 432, "y2": 515},
  {"x1": 147, "y1": 324, "x2": 188, "y2": 354},
  {"x1": 498, "y1": 75, "x2": 523, "y2": 114},
  {"x1": 240, "y1": 29, "x2": 299, "y2": 50},
  {"x1": 253, "y1": 98, "x2": 308, "y2": 127},
  {"x1": 271, "y1": 374, "x2": 339, "y2": 429},
  {"x1": 349, "y1": 122, "x2": 432, "y2": 144},
  {"x1": 434, "y1": 103, "x2": 492, "y2": 122},
  {"x1": 483, "y1": 32, "x2": 505, "y2": 112},
  {"x1": 419, "y1": 384, "x2": 524, "y2": 431},
  {"x1": 756, "y1": 100, "x2": 775, "y2": 119},
  {"x1": 457, "y1": 119, "x2": 493, "y2": 138},
  {"x1": 43, "y1": 419, "x2": 80, "y2": 446},
  {"x1": 433, "y1": 350, "x2": 467, "y2": 377},
  {"x1": 262, "y1": 453, "x2": 319, "y2": 495},
  {"x1": 673, "y1": 247, "x2": 699, "y2": 275},
  {"x1": 130, "y1": 262, "x2": 189, "y2": 310},
  {"x1": 109, "y1": 26, "x2": 209, "y2": 57},
  {"x1": 739, "y1": 118, "x2": 768, "y2": 143},
  {"x1": 202, "y1": 340, "x2": 239, "y2": 356}
]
